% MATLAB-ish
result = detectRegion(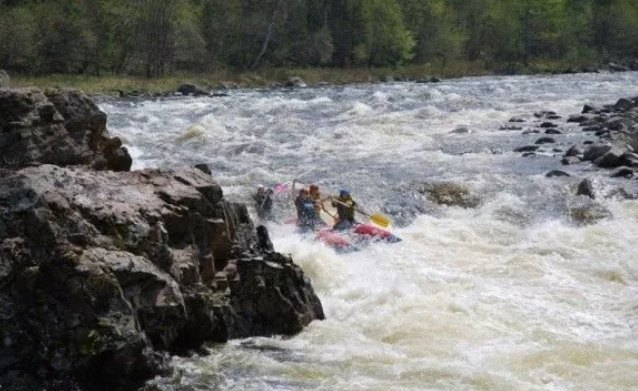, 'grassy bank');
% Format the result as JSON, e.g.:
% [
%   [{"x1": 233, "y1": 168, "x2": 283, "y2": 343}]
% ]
[{"x1": 10, "y1": 59, "x2": 602, "y2": 95}]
